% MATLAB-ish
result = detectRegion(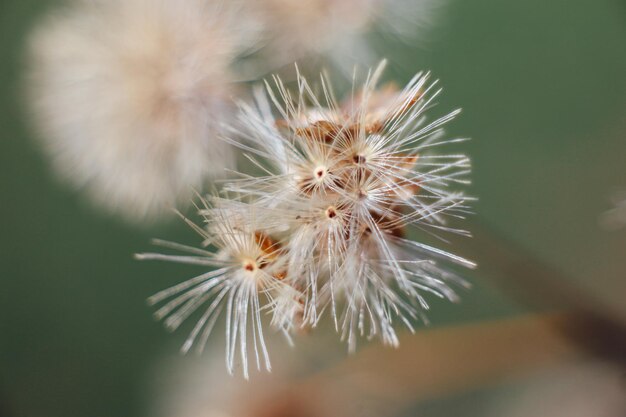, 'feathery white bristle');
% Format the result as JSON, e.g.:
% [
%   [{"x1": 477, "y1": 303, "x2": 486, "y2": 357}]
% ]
[{"x1": 138, "y1": 64, "x2": 474, "y2": 375}]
